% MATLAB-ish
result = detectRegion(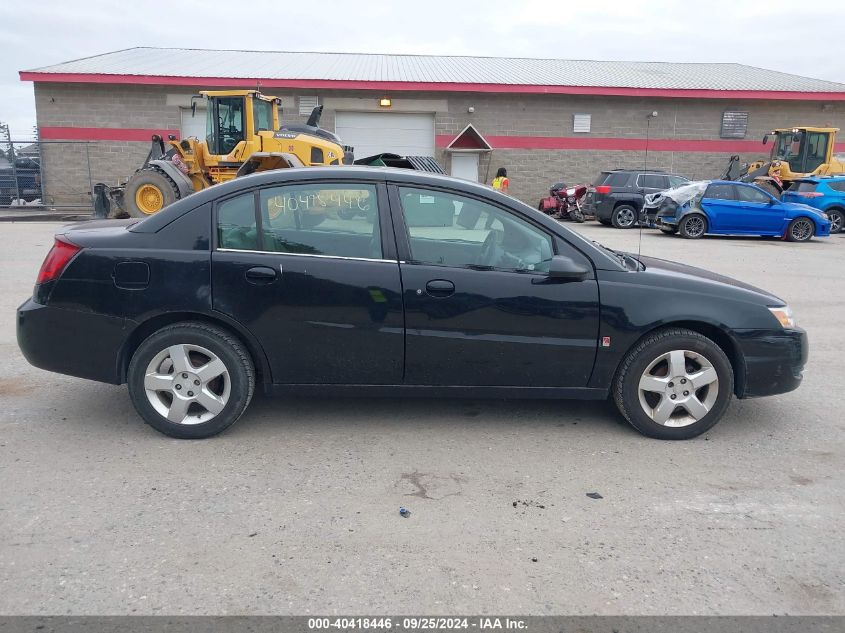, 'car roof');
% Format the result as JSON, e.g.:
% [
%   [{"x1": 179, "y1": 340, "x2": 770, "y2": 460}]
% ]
[
  {"x1": 792, "y1": 175, "x2": 845, "y2": 183},
  {"x1": 606, "y1": 169, "x2": 672, "y2": 174}
]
